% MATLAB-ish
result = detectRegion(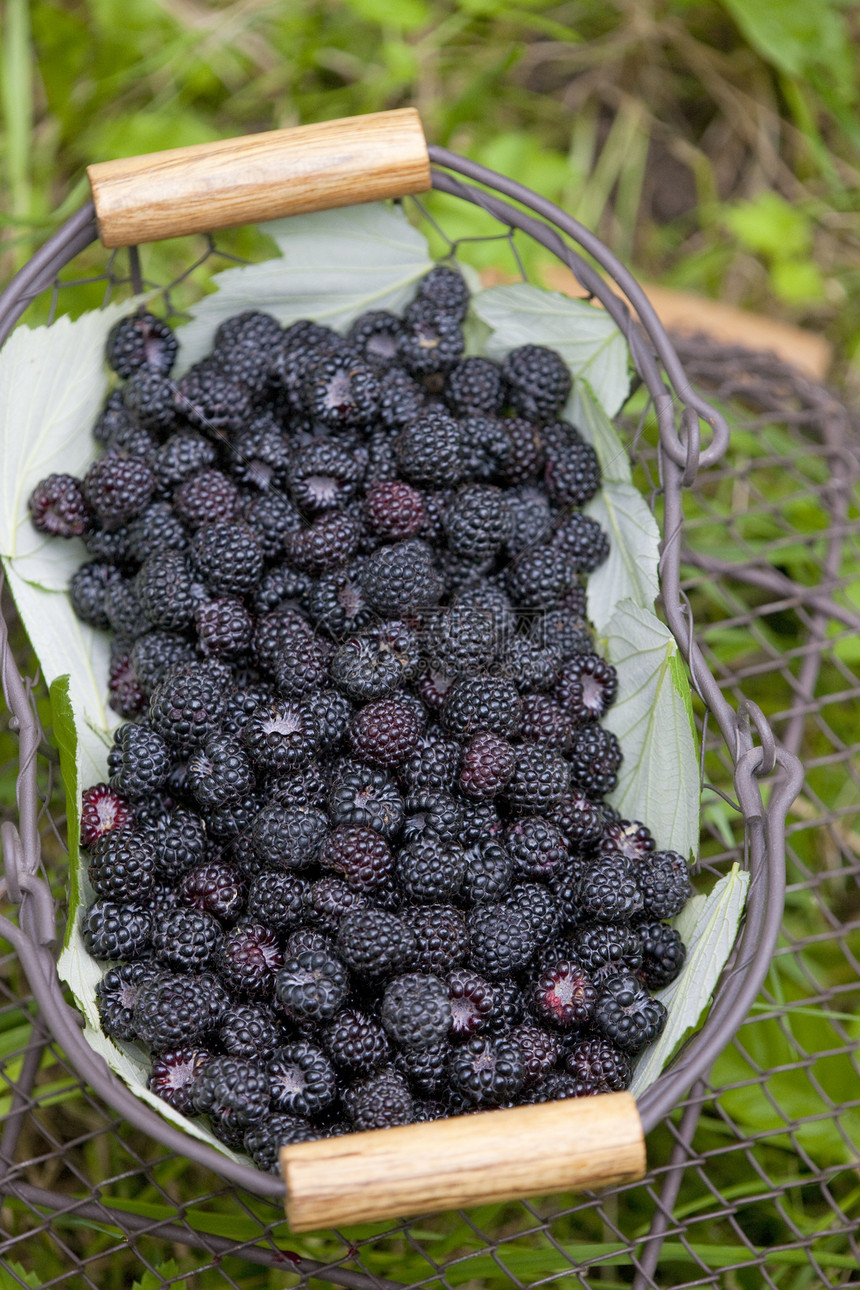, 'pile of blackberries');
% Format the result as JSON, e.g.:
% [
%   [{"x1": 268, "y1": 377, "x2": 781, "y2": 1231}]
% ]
[{"x1": 29, "y1": 264, "x2": 690, "y2": 1172}]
